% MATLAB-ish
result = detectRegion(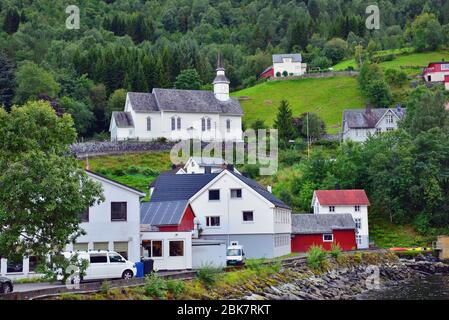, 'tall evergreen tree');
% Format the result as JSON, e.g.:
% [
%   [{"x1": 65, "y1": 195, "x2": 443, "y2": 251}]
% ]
[
  {"x1": 0, "y1": 52, "x2": 15, "y2": 110},
  {"x1": 3, "y1": 8, "x2": 20, "y2": 34},
  {"x1": 274, "y1": 99, "x2": 296, "y2": 148}
]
